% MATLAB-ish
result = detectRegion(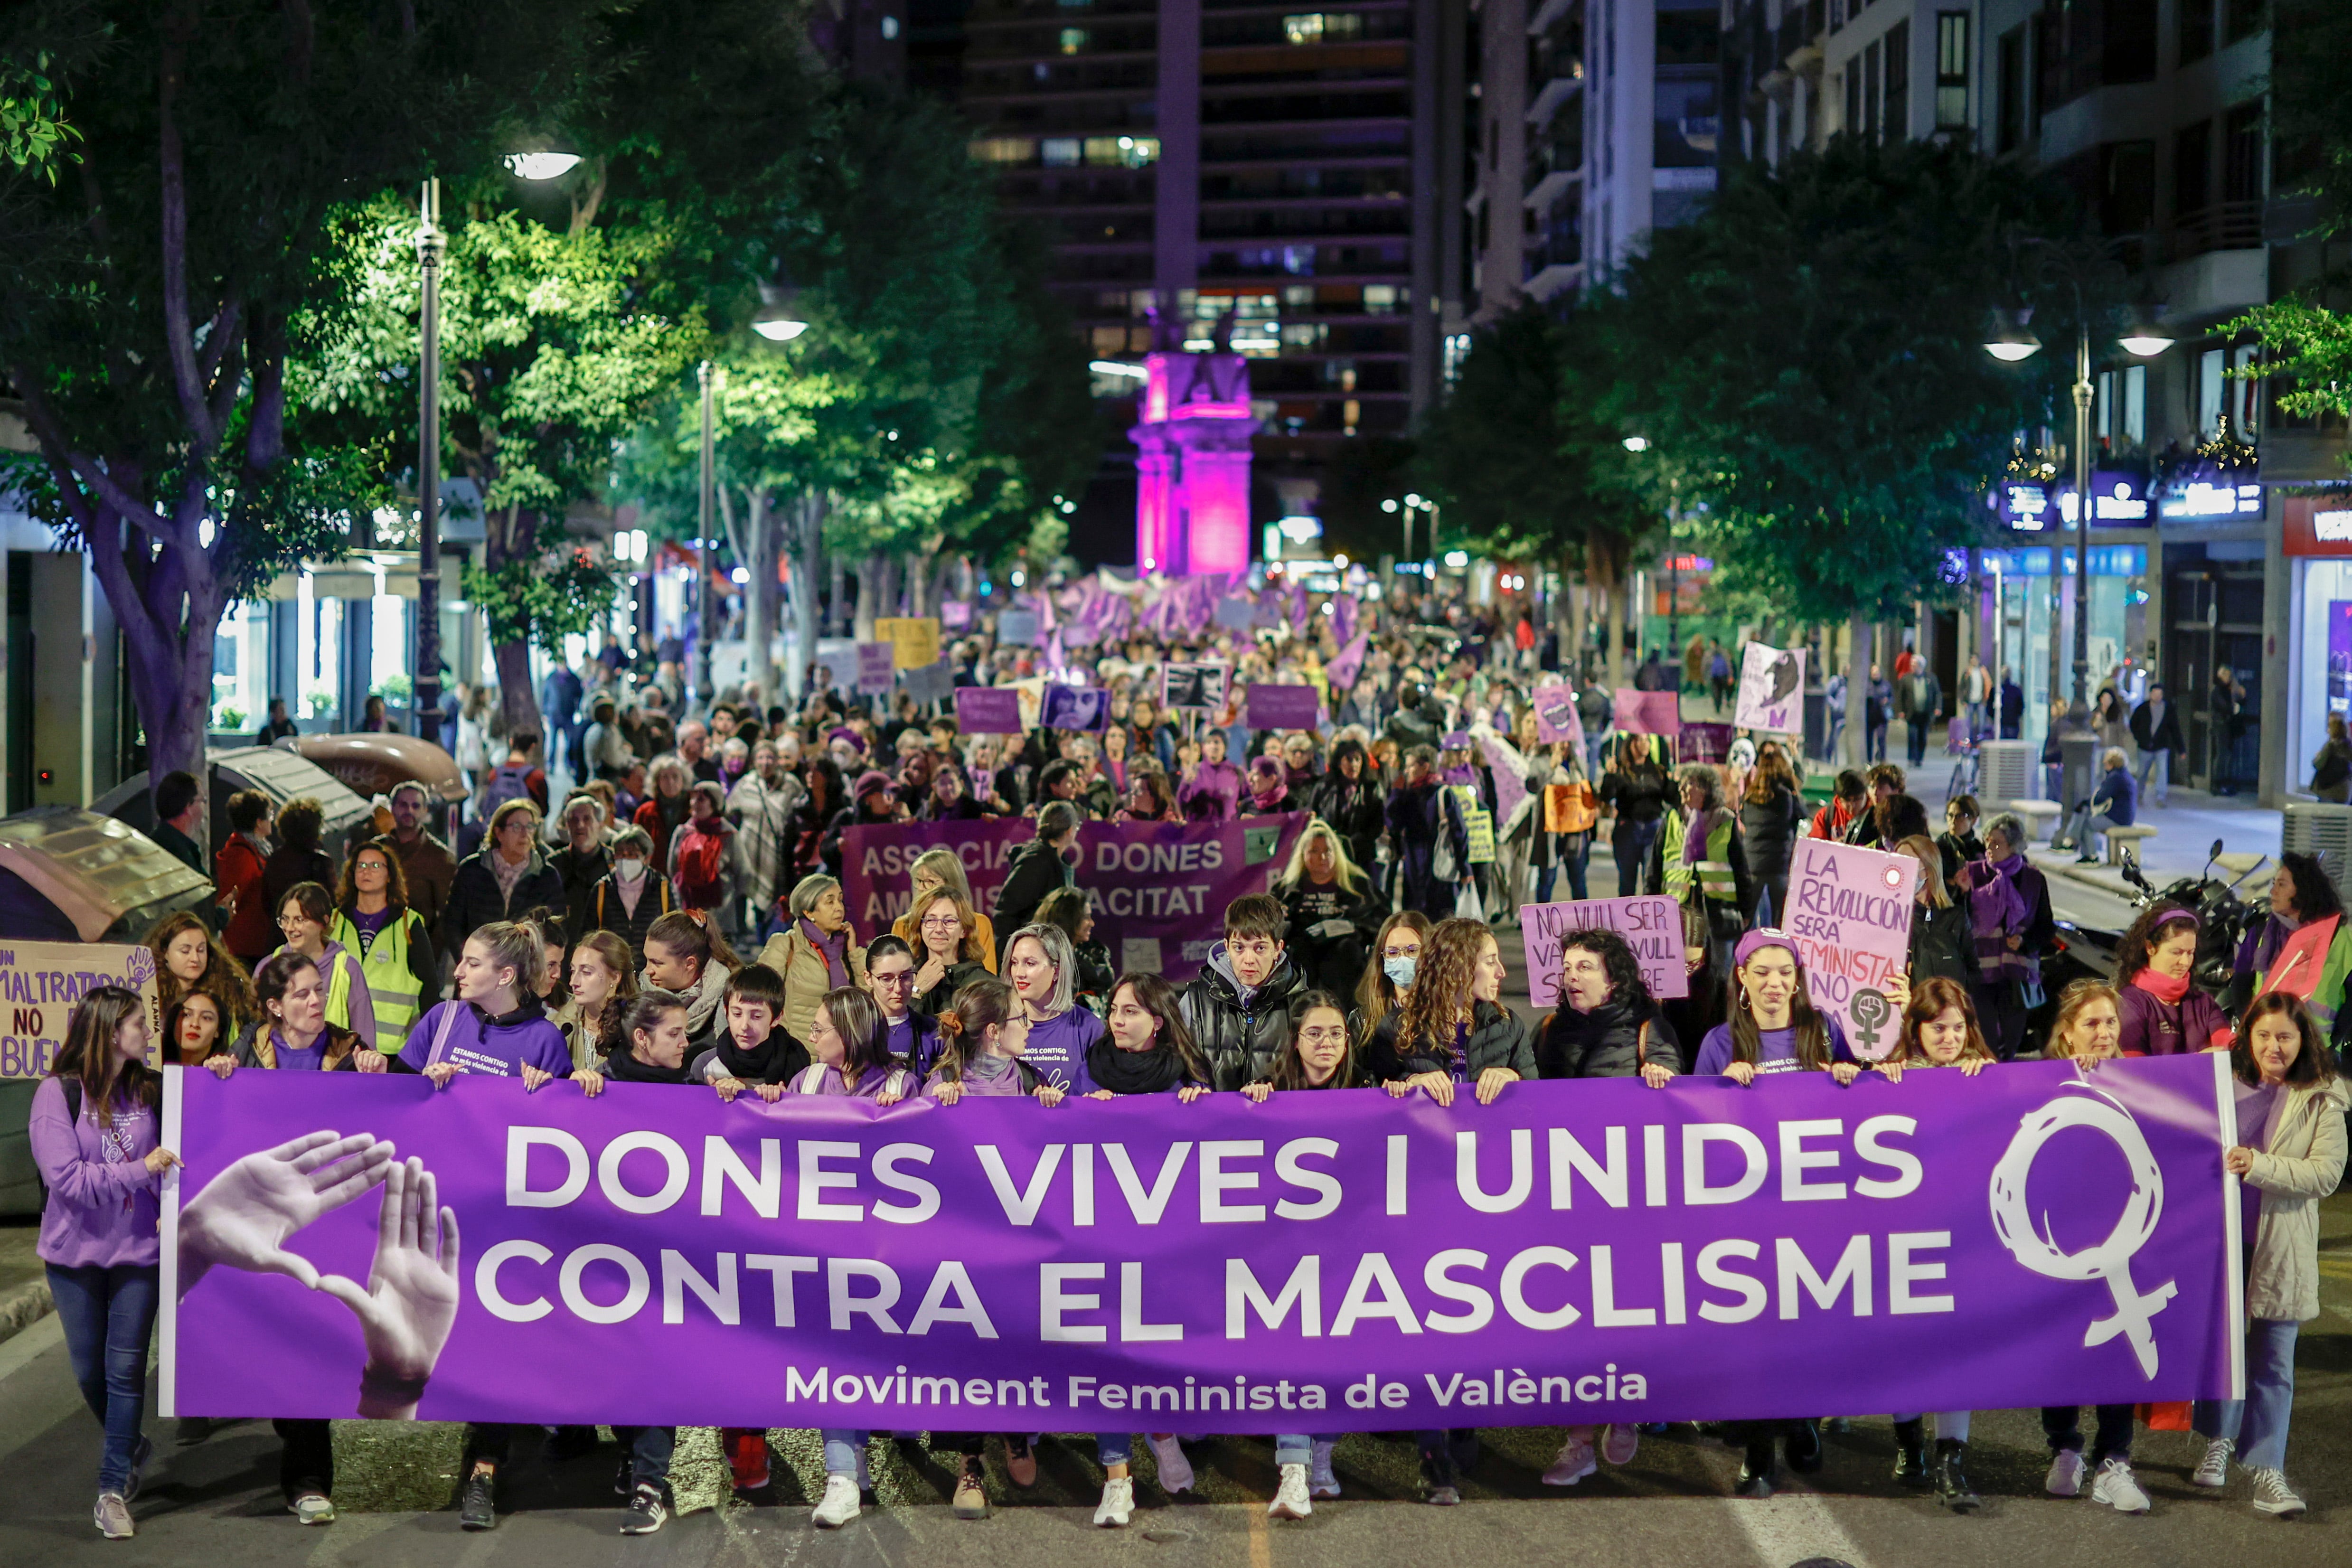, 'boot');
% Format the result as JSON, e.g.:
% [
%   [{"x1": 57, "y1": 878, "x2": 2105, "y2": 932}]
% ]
[
  {"x1": 1934, "y1": 1439, "x2": 1979, "y2": 1512},
  {"x1": 1891, "y1": 1418, "x2": 1929, "y2": 1487}
]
